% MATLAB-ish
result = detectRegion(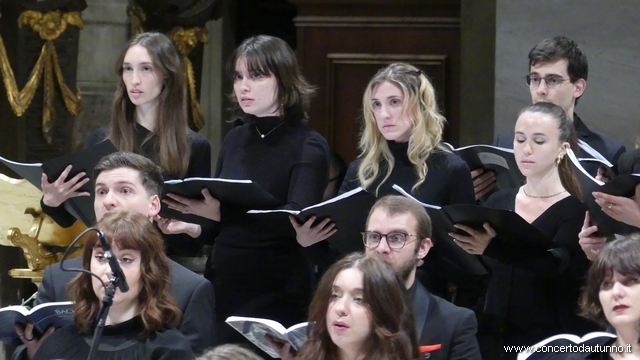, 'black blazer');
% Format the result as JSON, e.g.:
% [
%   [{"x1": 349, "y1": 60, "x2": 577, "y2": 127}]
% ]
[
  {"x1": 413, "y1": 281, "x2": 481, "y2": 360},
  {"x1": 16, "y1": 257, "x2": 215, "y2": 357}
]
